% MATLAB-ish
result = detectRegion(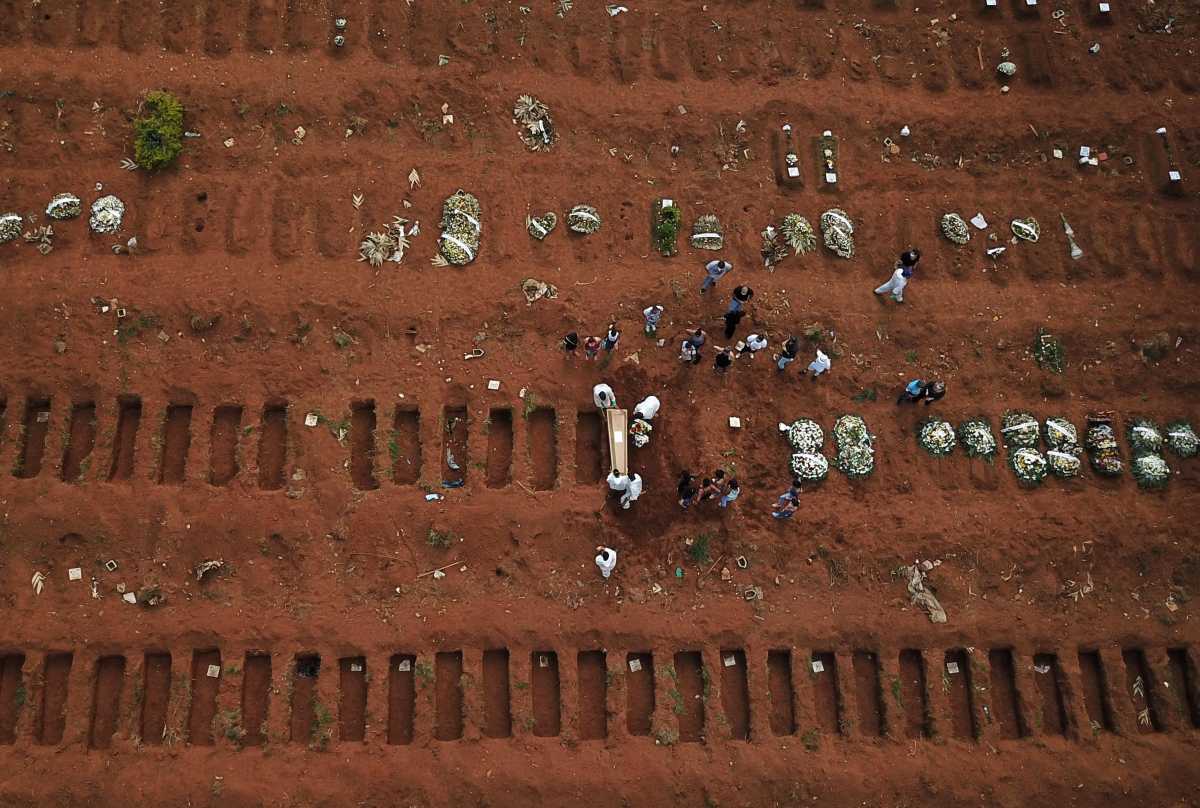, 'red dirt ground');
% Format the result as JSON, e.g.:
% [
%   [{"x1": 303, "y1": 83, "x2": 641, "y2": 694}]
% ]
[{"x1": 0, "y1": 0, "x2": 1199, "y2": 805}]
